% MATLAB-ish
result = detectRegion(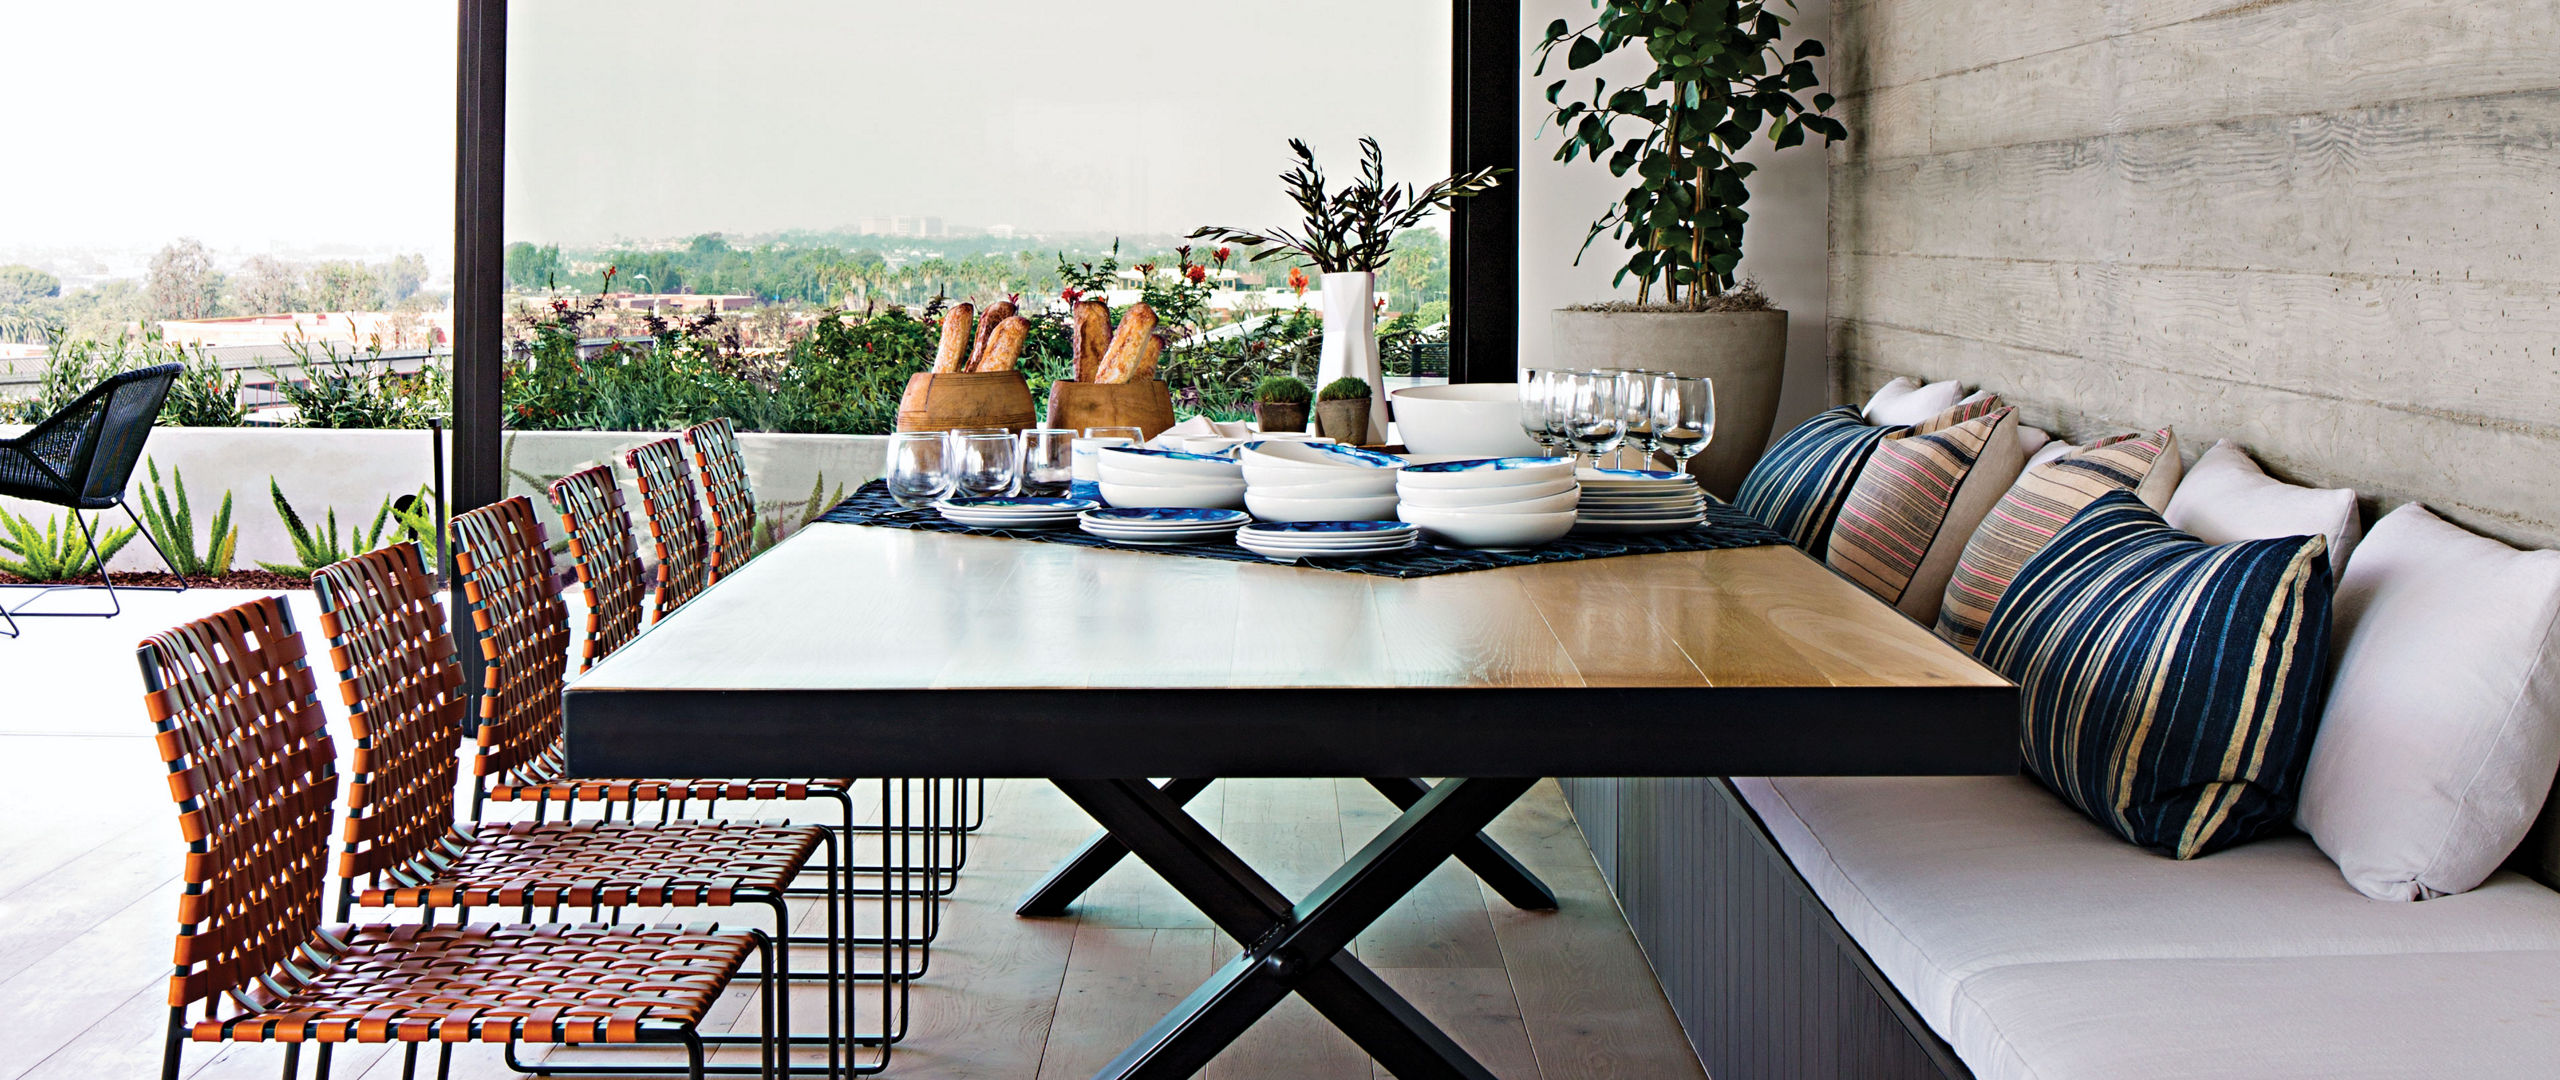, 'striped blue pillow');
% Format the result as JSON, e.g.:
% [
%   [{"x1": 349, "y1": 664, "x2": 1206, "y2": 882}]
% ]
[
  {"x1": 1733, "y1": 406, "x2": 1903, "y2": 552},
  {"x1": 1979, "y1": 491, "x2": 2333, "y2": 859}
]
